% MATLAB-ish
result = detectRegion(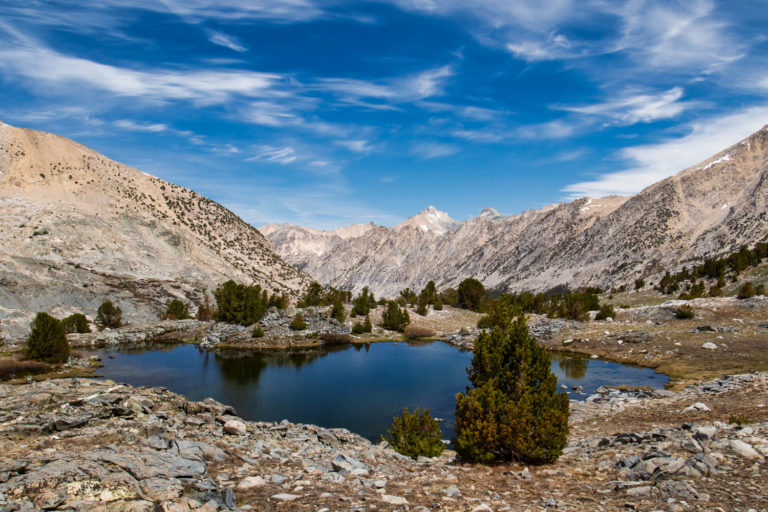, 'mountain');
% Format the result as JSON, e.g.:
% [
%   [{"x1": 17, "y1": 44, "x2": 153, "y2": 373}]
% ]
[
  {"x1": 0, "y1": 120, "x2": 308, "y2": 338},
  {"x1": 264, "y1": 125, "x2": 768, "y2": 297}
]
